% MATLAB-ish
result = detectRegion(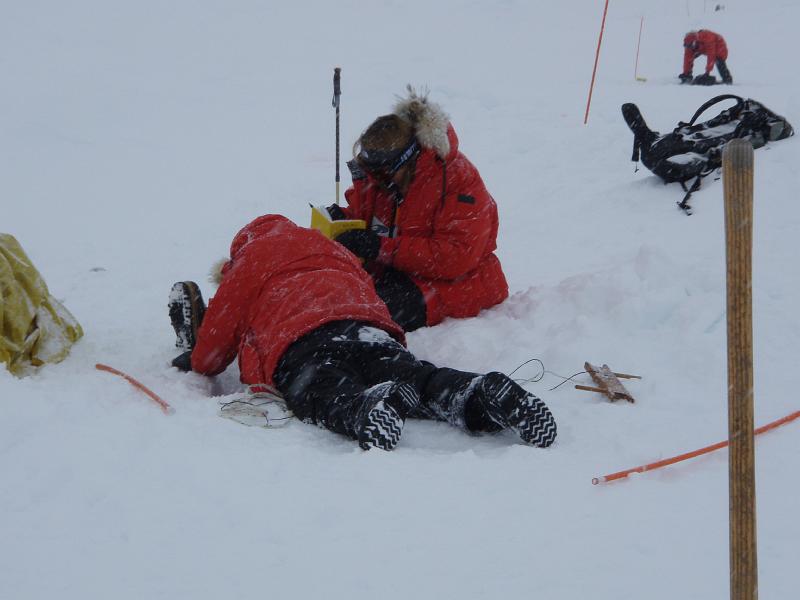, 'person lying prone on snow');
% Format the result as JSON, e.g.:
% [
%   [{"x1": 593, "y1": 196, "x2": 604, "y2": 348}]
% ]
[{"x1": 167, "y1": 214, "x2": 556, "y2": 451}]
